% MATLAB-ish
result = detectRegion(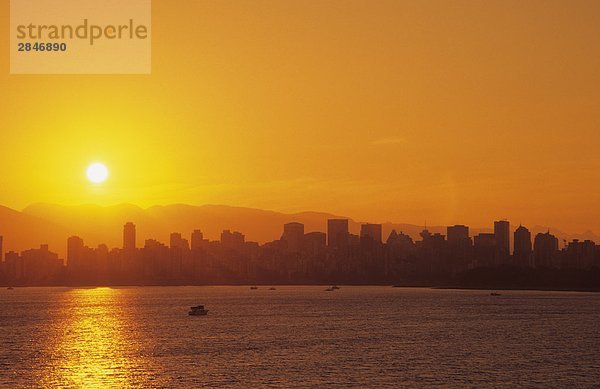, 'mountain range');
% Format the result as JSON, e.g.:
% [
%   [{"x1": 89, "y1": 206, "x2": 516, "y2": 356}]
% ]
[{"x1": 0, "y1": 203, "x2": 597, "y2": 258}]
